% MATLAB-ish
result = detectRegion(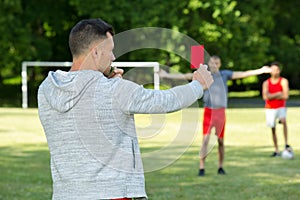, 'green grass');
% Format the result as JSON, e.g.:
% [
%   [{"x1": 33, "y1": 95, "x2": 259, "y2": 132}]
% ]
[
  {"x1": 0, "y1": 108, "x2": 51, "y2": 199},
  {"x1": 0, "y1": 108, "x2": 299, "y2": 200}
]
